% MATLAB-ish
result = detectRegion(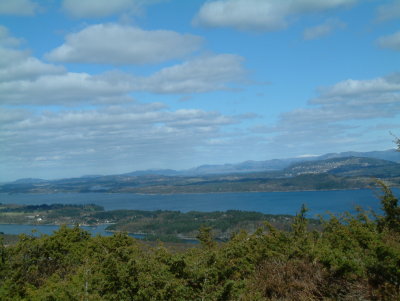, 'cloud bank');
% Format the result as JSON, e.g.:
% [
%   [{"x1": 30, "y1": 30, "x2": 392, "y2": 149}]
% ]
[
  {"x1": 303, "y1": 19, "x2": 346, "y2": 40},
  {"x1": 62, "y1": 0, "x2": 161, "y2": 18},
  {"x1": 194, "y1": 0, "x2": 357, "y2": 31},
  {"x1": 0, "y1": 26, "x2": 246, "y2": 105},
  {"x1": 258, "y1": 73, "x2": 400, "y2": 155},
  {"x1": 0, "y1": 104, "x2": 246, "y2": 179},
  {"x1": 376, "y1": 0, "x2": 400, "y2": 22},
  {"x1": 377, "y1": 31, "x2": 400, "y2": 51},
  {"x1": 0, "y1": 0, "x2": 37, "y2": 15},
  {"x1": 46, "y1": 24, "x2": 203, "y2": 65}
]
